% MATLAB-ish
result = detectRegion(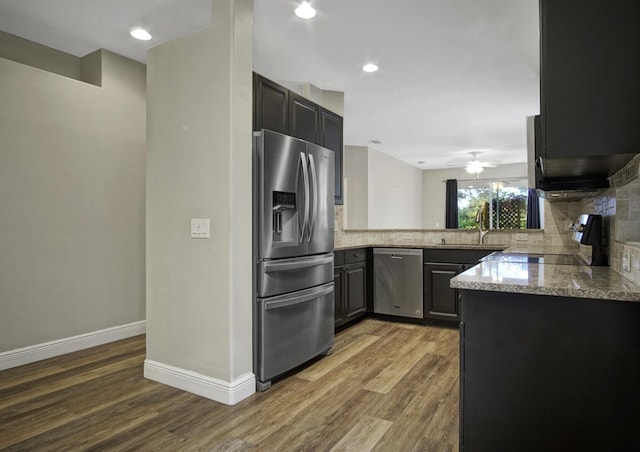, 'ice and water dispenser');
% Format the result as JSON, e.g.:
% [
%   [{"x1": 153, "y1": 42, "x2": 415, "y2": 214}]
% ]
[{"x1": 272, "y1": 191, "x2": 297, "y2": 244}]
